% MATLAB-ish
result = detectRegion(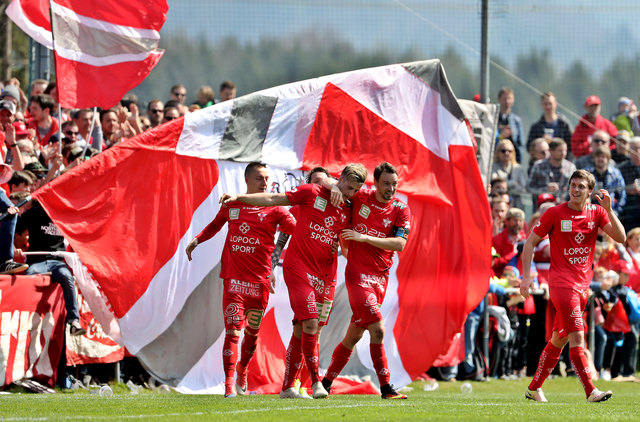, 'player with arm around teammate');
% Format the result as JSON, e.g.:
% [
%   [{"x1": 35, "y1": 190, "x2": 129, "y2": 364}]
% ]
[
  {"x1": 185, "y1": 162, "x2": 296, "y2": 398},
  {"x1": 520, "y1": 169, "x2": 626, "y2": 403},
  {"x1": 220, "y1": 163, "x2": 367, "y2": 399},
  {"x1": 320, "y1": 162, "x2": 410, "y2": 399}
]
